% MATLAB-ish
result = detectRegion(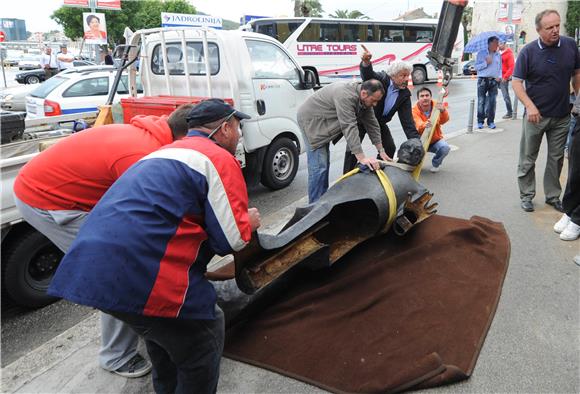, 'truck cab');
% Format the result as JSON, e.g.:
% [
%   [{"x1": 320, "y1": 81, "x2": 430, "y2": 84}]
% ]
[{"x1": 125, "y1": 27, "x2": 317, "y2": 189}]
